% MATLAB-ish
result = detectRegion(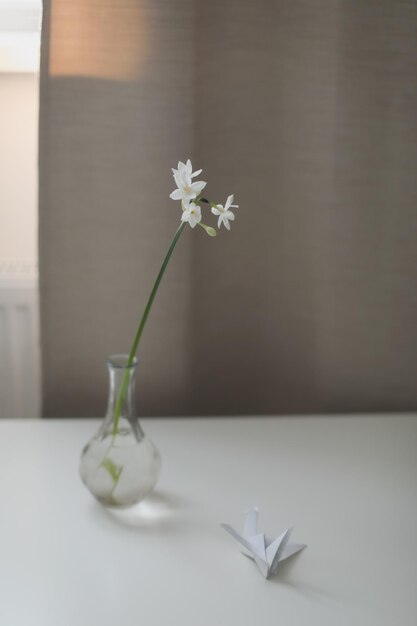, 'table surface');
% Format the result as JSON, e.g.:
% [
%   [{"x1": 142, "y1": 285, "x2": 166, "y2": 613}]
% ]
[{"x1": 0, "y1": 415, "x2": 416, "y2": 626}]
